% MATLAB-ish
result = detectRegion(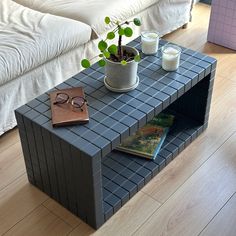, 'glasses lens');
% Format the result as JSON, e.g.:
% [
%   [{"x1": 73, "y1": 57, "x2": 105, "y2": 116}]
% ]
[
  {"x1": 56, "y1": 93, "x2": 68, "y2": 104},
  {"x1": 72, "y1": 97, "x2": 85, "y2": 108}
]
